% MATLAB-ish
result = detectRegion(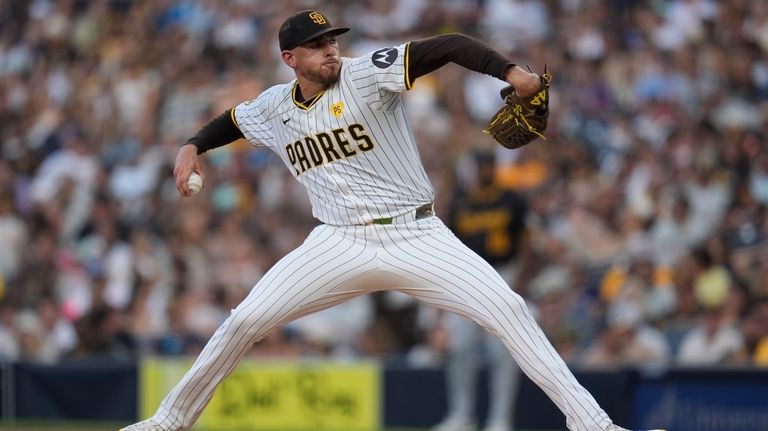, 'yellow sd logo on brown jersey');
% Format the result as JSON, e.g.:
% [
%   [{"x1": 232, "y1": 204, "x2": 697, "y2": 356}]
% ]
[{"x1": 286, "y1": 123, "x2": 374, "y2": 175}]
